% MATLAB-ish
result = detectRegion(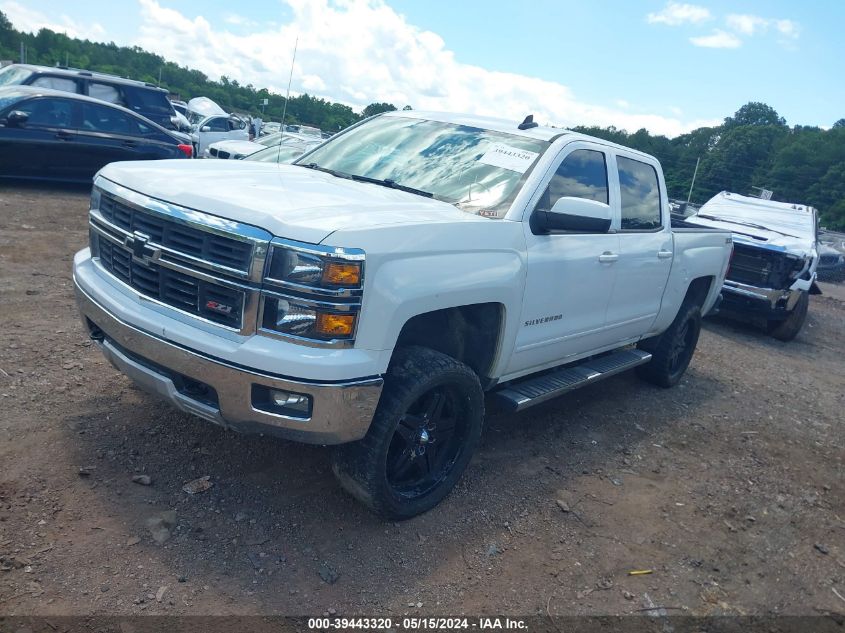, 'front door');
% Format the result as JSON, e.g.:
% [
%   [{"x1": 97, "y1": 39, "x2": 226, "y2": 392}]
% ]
[
  {"x1": 1, "y1": 96, "x2": 83, "y2": 180},
  {"x1": 506, "y1": 144, "x2": 620, "y2": 377}
]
